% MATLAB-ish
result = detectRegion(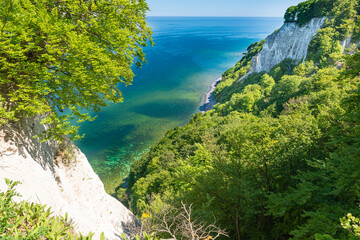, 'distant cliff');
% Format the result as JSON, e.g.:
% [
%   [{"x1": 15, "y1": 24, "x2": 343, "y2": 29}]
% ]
[
  {"x1": 250, "y1": 17, "x2": 326, "y2": 73},
  {"x1": 0, "y1": 116, "x2": 136, "y2": 239}
]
